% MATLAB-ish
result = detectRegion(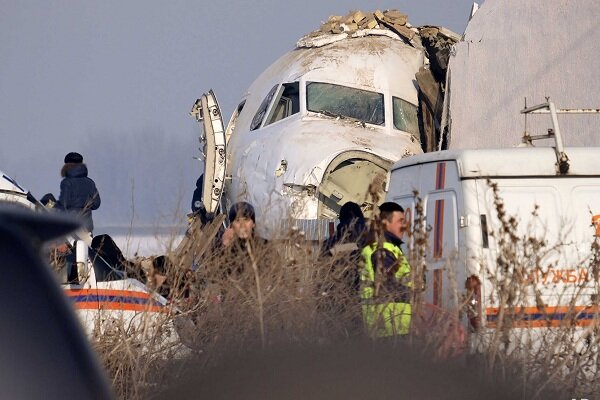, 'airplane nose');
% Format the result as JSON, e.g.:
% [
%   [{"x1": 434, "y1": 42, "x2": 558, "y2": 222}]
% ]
[{"x1": 317, "y1": 150, "x2": 392, "y2": 219}]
